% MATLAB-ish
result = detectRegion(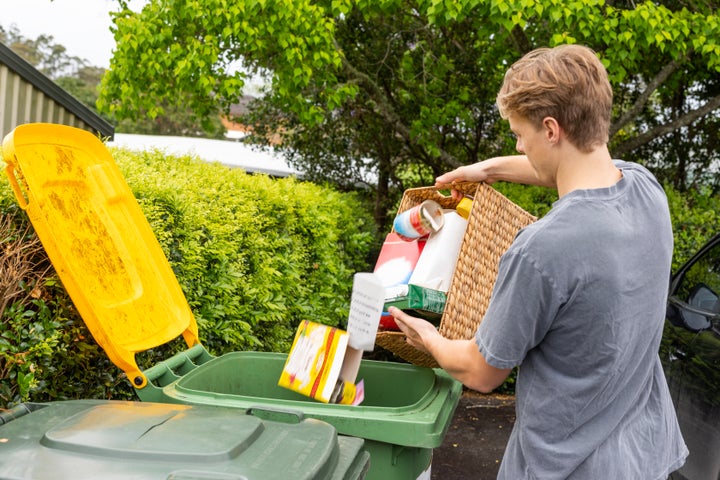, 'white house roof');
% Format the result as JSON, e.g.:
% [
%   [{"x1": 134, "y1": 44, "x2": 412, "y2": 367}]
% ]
[{"x1": 107, "y1": 133, "x2": 300, "y2": 178}]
